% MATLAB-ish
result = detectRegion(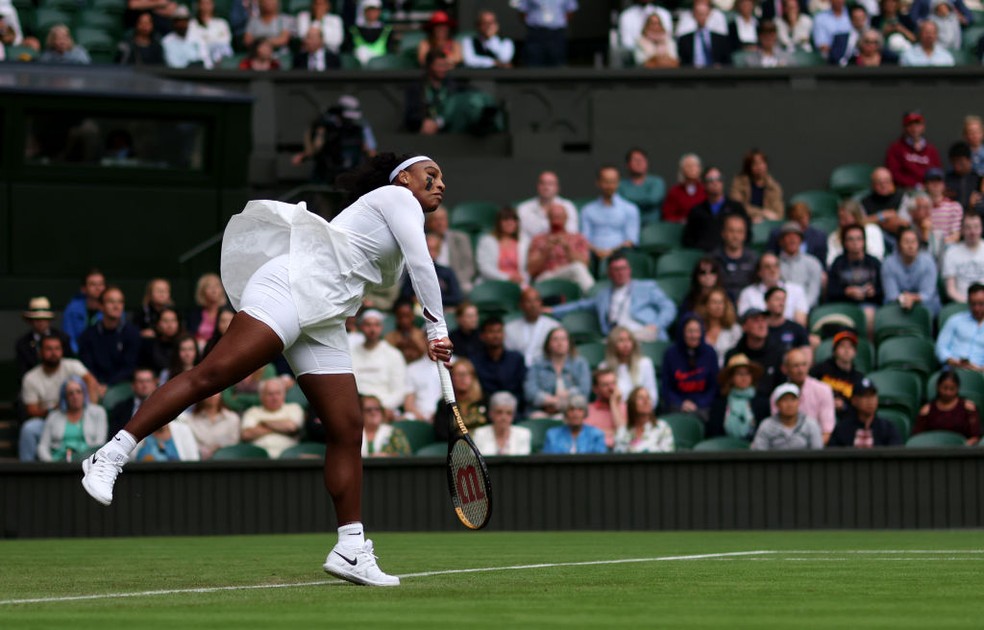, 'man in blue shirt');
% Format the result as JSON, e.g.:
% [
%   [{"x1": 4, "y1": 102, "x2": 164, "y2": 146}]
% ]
[
  {"x1": 542, "y1": 394, "x2": 607, "y2": 454},
  {"x1": 811, "y1": 0, "x2": 851, "y2": 58},
  {"x1": 513, "y1": 0, "x2": 578, "y2": 67},
  {"x1": 580, "y1": 165, "x2": 641, "y2": 264},
  {"x1": 881, "y1": 226, "x2": 941, "y2": 317},
  {"x1": 936, "y1": 283, "x2": 984, "y2": 370}
]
